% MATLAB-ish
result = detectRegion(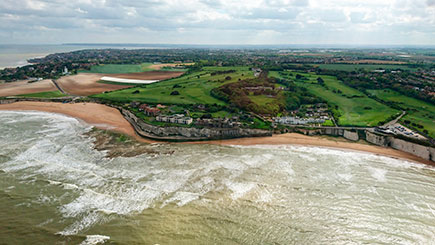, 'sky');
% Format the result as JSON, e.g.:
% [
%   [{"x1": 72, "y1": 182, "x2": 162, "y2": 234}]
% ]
[{"x1": 0, "y1": 0, "x2": 434, "y2": 45}]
